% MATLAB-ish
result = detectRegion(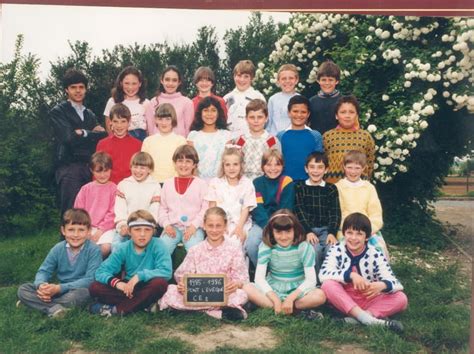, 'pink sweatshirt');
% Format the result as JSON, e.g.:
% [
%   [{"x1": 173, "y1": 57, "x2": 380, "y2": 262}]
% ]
[
  {"x1": 158, "y1": 177, "x2": 208, "y2": 229},
  {"x1": 146, "y1": 92, "x2": 194, "y2": 137},
  {"x1": 74, "y1": 181, "x2": 117, "y2": 231}
]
